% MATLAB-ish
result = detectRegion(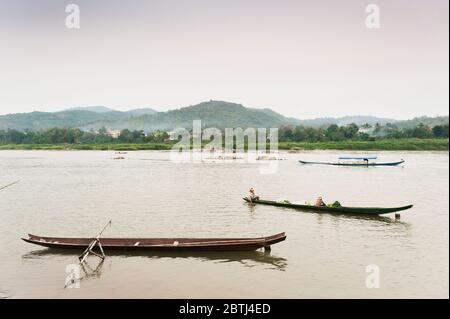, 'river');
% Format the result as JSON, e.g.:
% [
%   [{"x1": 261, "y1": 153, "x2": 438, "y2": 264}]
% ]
[{"x1": 0, "y1": 150, "x2": 448, "y2": 298}]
